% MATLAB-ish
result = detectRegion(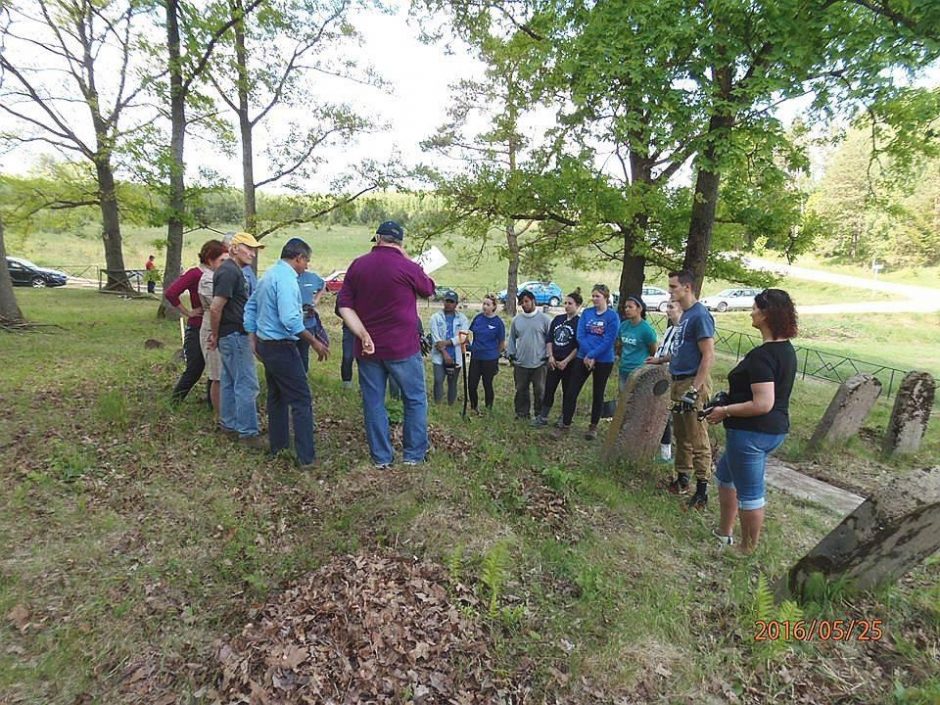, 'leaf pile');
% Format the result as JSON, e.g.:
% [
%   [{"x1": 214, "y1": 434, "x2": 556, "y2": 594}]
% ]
[{"x1": 212, "y1": 552, "x2": 511, "y2": 704}]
